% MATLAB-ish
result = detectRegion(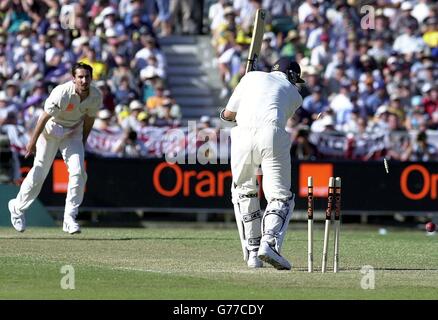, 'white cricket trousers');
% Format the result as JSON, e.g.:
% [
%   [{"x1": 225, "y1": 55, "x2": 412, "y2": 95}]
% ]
[
  {"x1": 230, "y1": 125, "x2": 292, "y2": 201},
  {"x1": 14, "y1": 126, "x2": 87, "y2": 219}
]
